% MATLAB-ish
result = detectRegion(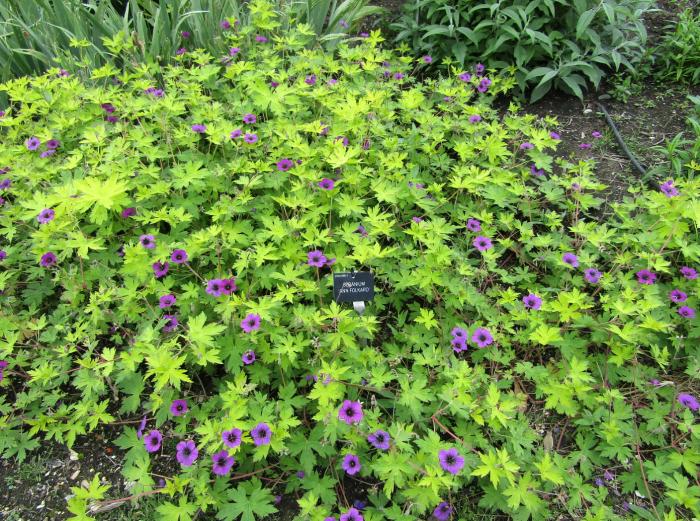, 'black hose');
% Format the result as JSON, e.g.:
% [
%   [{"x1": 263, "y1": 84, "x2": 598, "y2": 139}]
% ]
[{"x1": 595, "y1": 101, "x2": 650, "y2": 180}]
